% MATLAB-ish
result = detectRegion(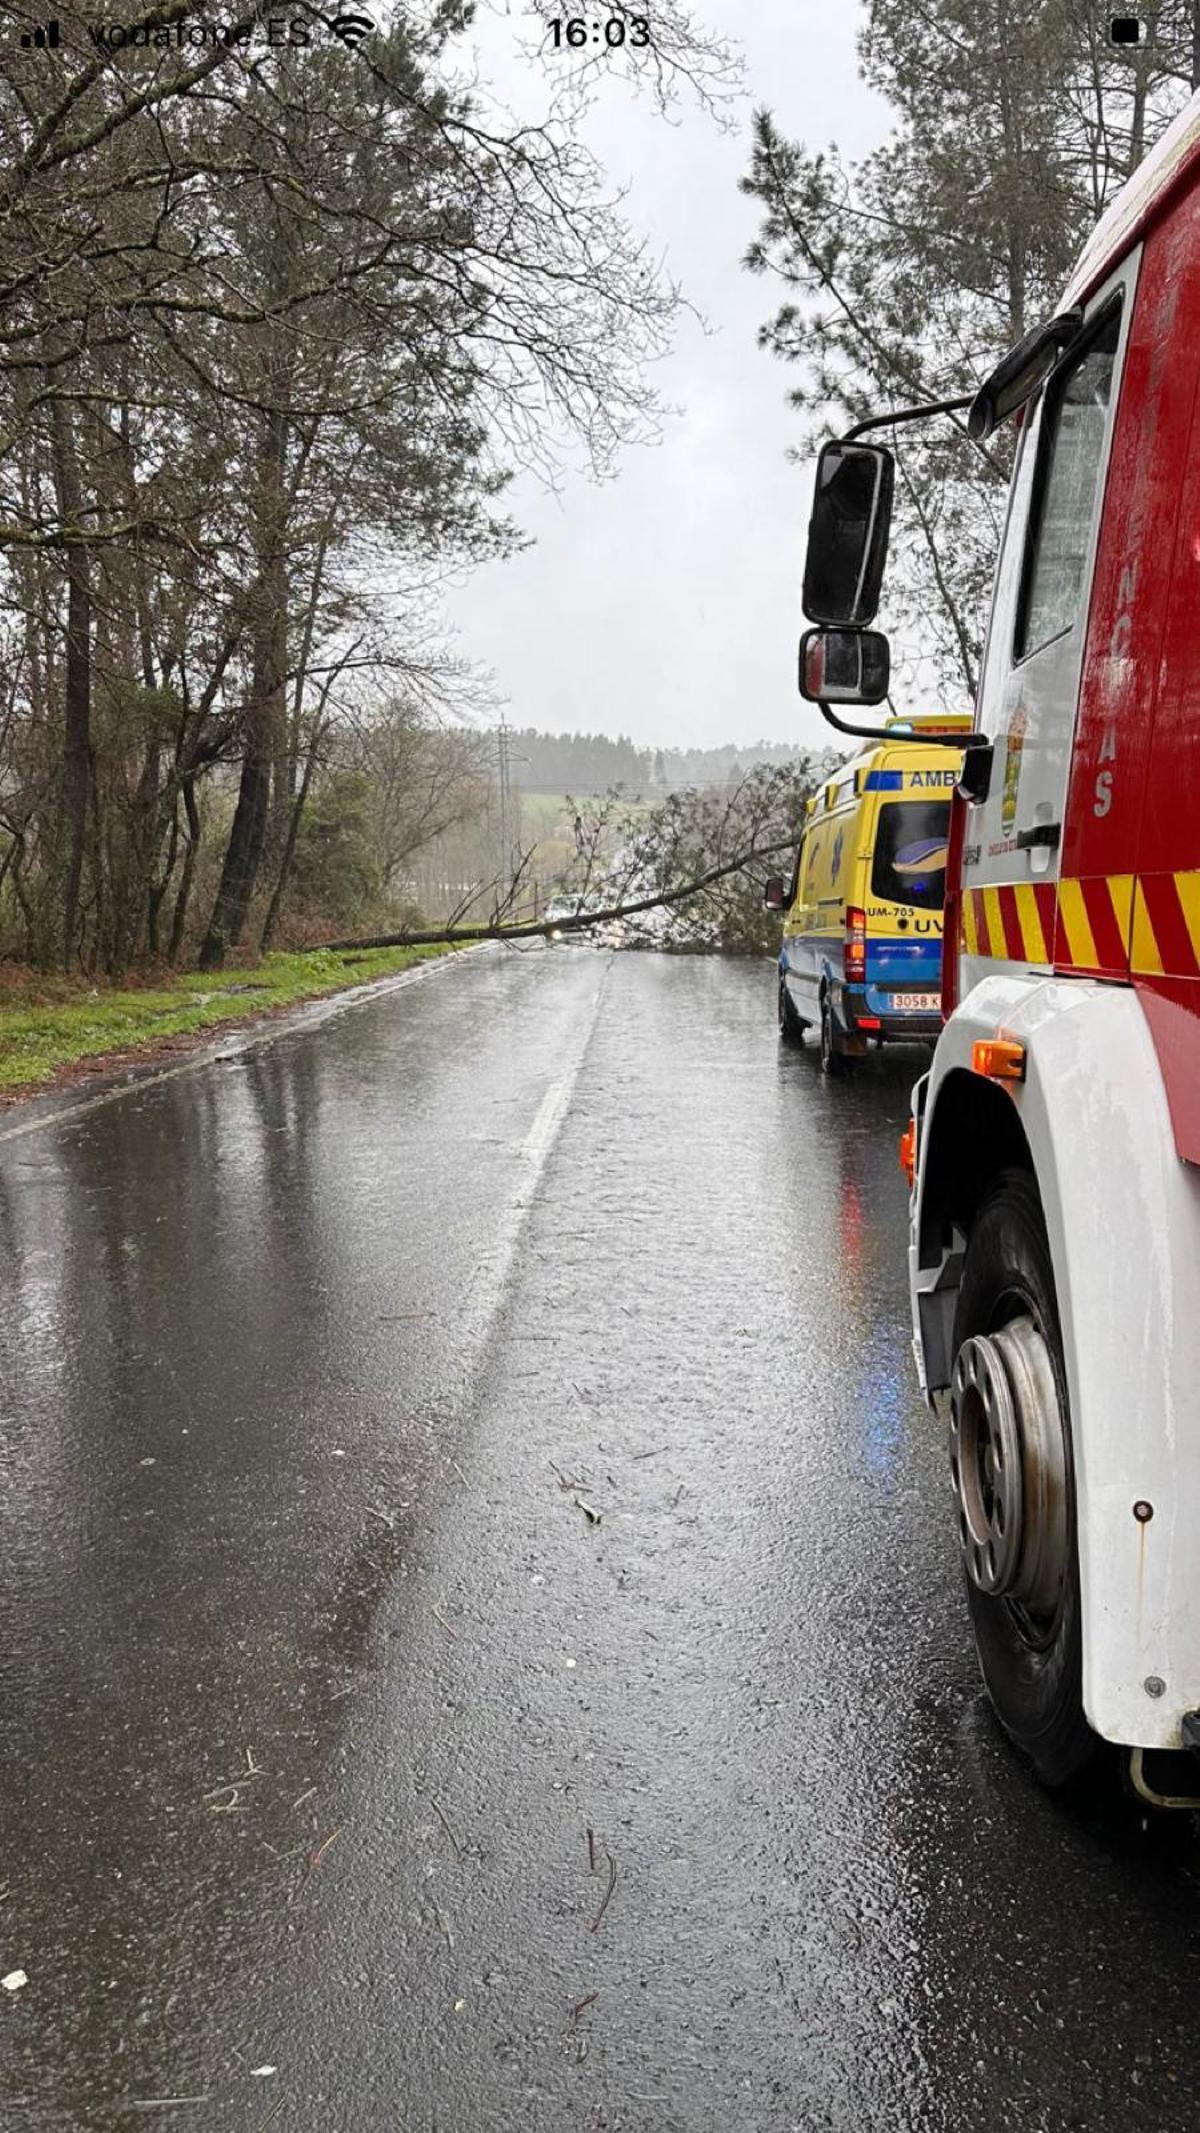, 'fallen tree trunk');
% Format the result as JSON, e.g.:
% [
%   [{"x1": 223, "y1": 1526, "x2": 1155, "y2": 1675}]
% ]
[{"x1": 303, "y1": 839, "x2": 796, "y2": 954}]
